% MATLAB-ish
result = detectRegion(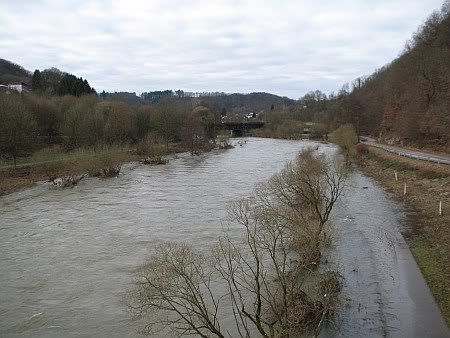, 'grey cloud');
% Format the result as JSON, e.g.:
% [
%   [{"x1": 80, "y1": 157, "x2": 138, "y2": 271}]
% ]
[{"x1": 0, "y1": 0, "x2": 444, "y2": 98}]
